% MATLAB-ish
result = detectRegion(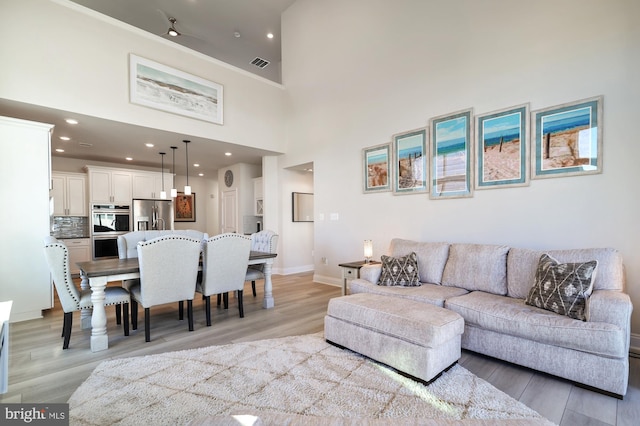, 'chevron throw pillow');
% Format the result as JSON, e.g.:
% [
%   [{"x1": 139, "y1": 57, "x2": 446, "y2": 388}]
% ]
[{"x1": 377, "y1": 252, "x2": 420, "y2": 287}]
